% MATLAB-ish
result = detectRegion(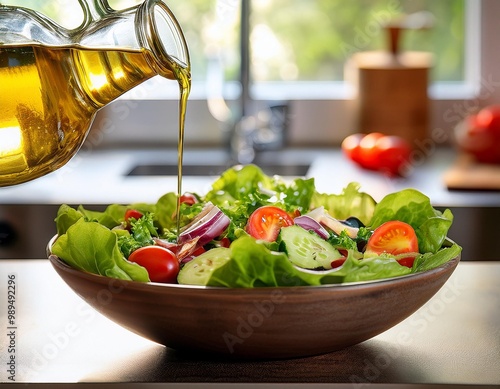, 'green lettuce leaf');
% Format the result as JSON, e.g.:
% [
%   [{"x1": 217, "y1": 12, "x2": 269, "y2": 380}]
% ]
[
  {"x1": 311, "y1": 182, "x2": 376, "y2": 226},
  {"x1": 76, "y1": 204, "x2": 126, "y2": 229},
  {"x1": 55, "y1": 204, "x2": 84, "y2": 236},
  {"x1": 205, "y1": 164, "x2": 275, "y2": 203},
  {"x1": 368, "y1": 189, "x2": 453, "y2": 253},
  {"x1": 281, "y1": 177, "x2": 316, "y2": 213},
  {"x1": 155, "y1": 192, "x2": 178, "y2": 230},
  {"x1": 56, "y1": 202, "x2": 158, "y2": 234},
  {"x1": 340, "y1": 255, "x2": 411, "y2": 282},
  {"x1": 412, "y1": 241, "x2": 462, "y2": 272},
  {"x1": 51, "y1": 218, "x2": 149, "y2": 282}
]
